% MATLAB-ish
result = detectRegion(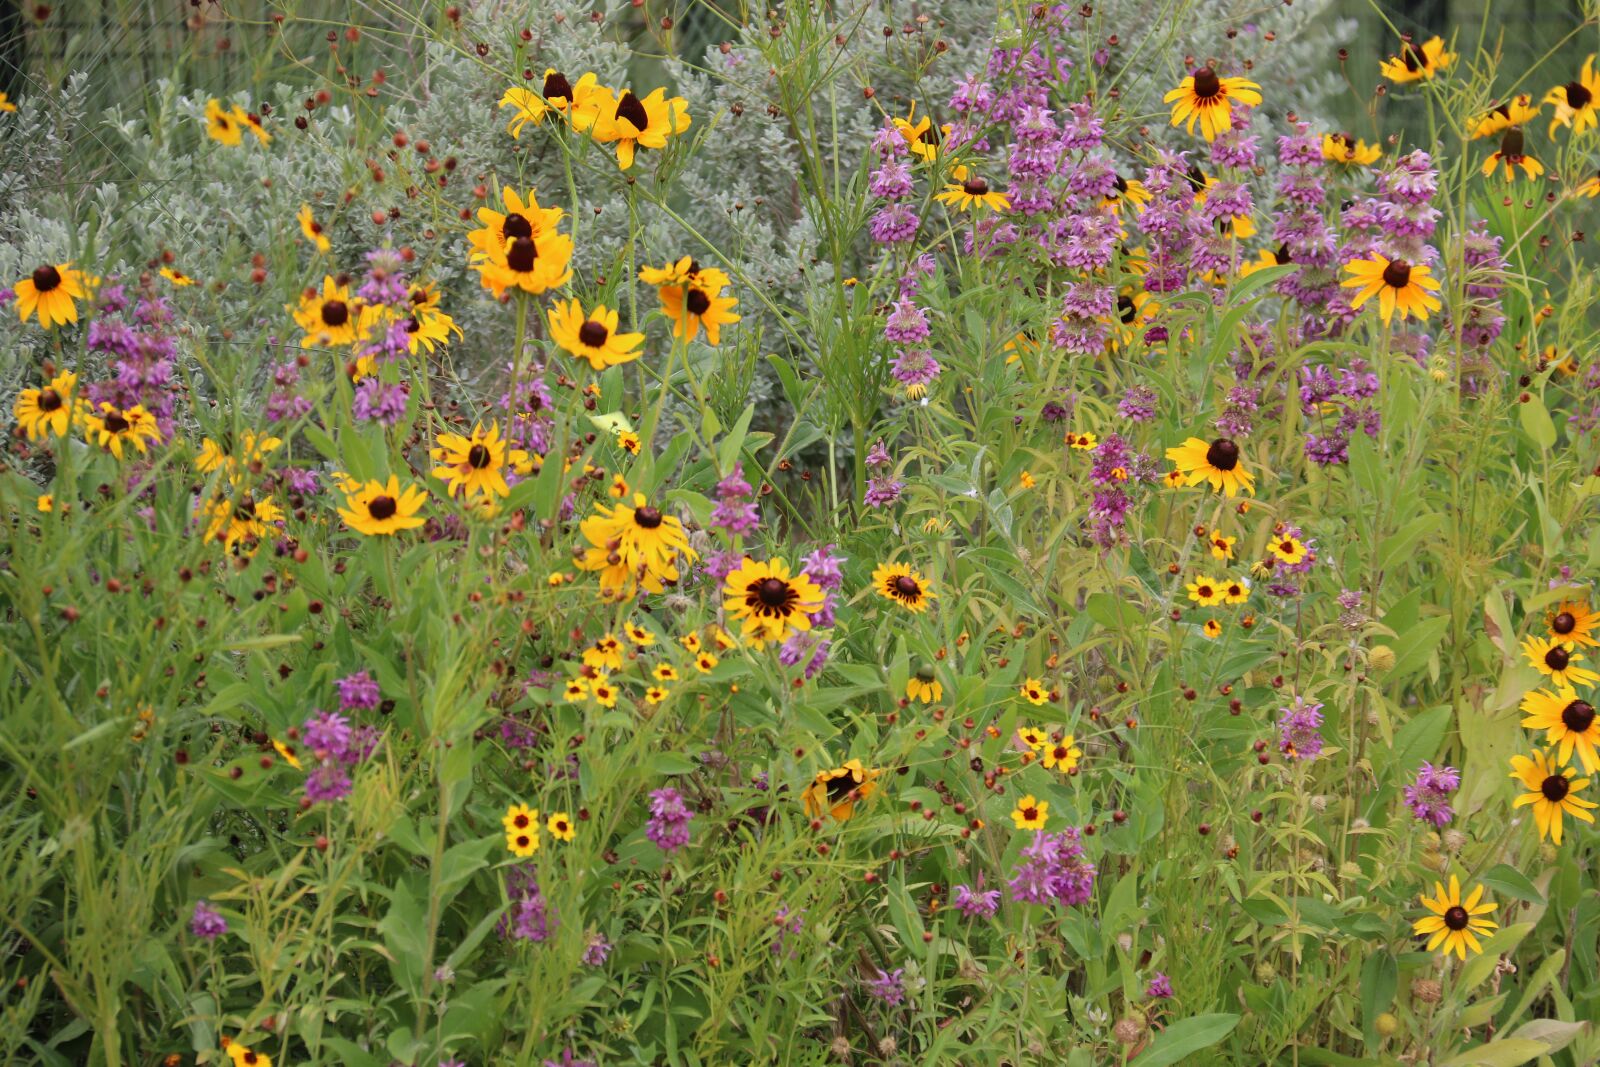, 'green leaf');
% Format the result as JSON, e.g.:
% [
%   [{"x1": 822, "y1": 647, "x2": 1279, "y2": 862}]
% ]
[
  {"x1": 1458, "y1": 923, "x2": 1534, "y2": 992},
  {"x1": 650, "y1": 752, "x2": 700, "y2": 775},
  {"x1": 1518, "y1": 394, "x2": 1557, "y2": 450},
  {"x1": 1385, "y1": 615, "x2": 1450, "y2": 682},
  {"x1": 1437, "y1": 1038, "x2": 1553, "y2": 1067},
  {"x1": 1360, "y1": 950, "x2": 1398, "y2": 1050},
  {"x1": 1133, "y1": 1012, "x2": 1239, "y2": 1066},
  {"x1": 1480, "y1": 863, "x2": 1545, "y2": 905}
]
